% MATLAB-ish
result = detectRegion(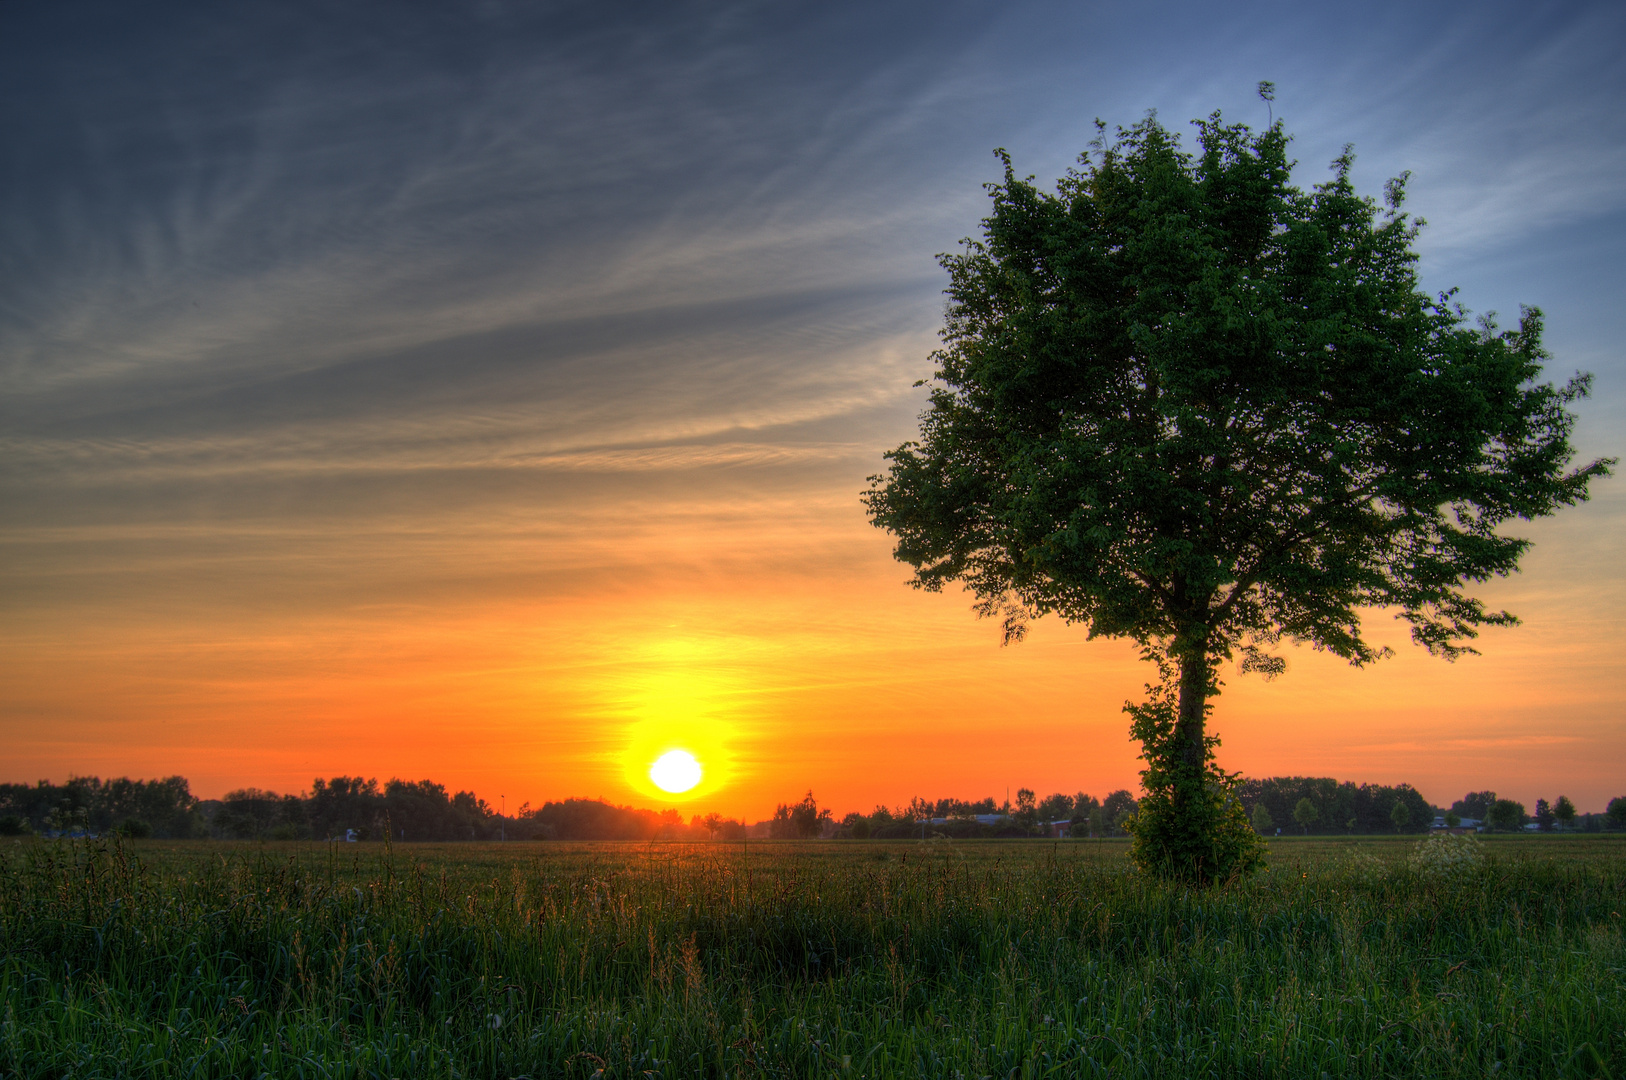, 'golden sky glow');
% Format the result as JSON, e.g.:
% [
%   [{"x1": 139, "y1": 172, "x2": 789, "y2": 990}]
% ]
[
  {"x1": 3, "y1": 452, "x2": 1621, "y2": 816},
  {"x1": 3, "y1": 3, "x2": 1624, "y2": 818}
]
